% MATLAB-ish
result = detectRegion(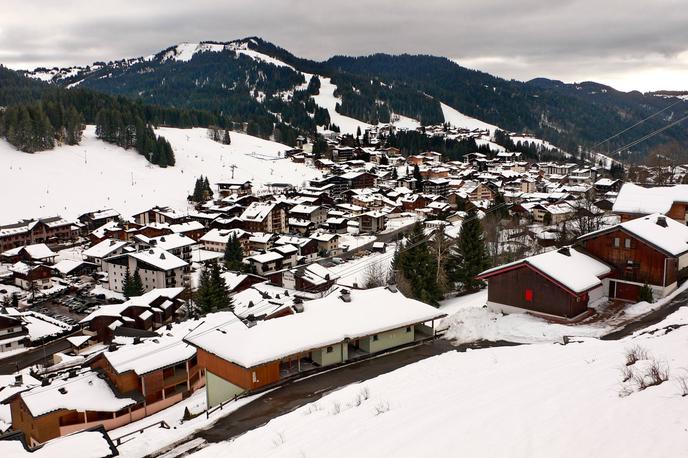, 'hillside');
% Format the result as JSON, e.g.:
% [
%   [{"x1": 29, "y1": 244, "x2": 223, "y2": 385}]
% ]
[
  {"x1": 21, "y1": 38, "x2": 688, "y2": 159},
  {"x1": 0, "y1": 125, "x2": 320, "y2": 224},
  {"x1": 188, "y1": 307, "x2": 688, "y2": 457}
]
